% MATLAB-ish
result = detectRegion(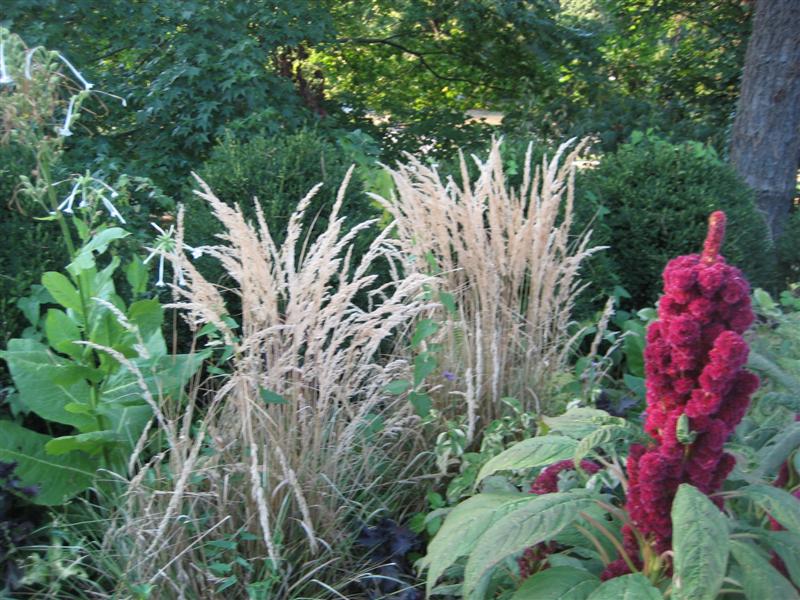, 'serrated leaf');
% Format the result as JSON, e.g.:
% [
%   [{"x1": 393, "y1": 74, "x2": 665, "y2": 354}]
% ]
[
  {"x1": 585, "y1": 573, "x2": 662, "y2": 600},
  {"x1": 671, "y1": 484, "x2": 729, "y2": 600},
  {"x1": 414, "y1": 352, "x2": 437, "y2": 386},
  {"x1": 259, "y1": 388, "x2": 288, "y2": 404},
  {"x1": 511, "y1": 566, "x2": 599, "y2": 599},
  {"x1": 463, "y1": 491, "x2": 595, "y2": 599},
  {"x1": 384, "y1": 380, "x2": 411, "y2": 395},
  {"x1": 729, "y1": 540, "x2": 799, "y2": 600},
  {"x1": 476, "y1": 435, "x2": 578, "y2": 483},
  {"x1": 411, "y1": 318, "x2": 440, "y2": 348},
  {"x1": 408, "y1": 391, "x2": 432, "y2": 416}
]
